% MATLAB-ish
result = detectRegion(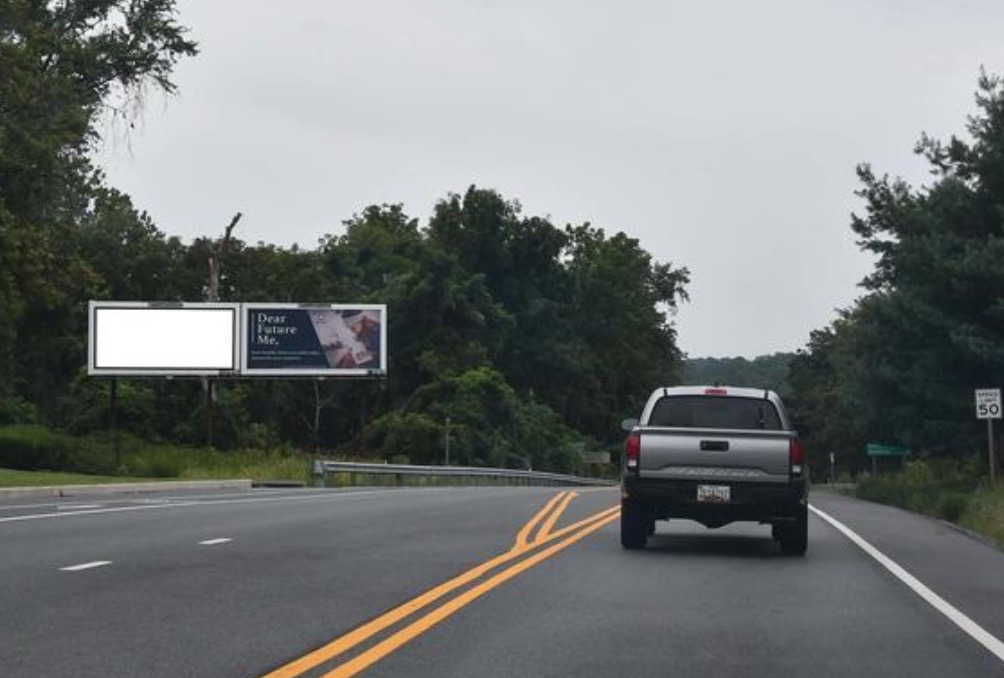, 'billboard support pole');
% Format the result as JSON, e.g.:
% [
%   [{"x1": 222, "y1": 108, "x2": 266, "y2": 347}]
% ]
[
  {"x1": 110, "y1": 378, "x2": 120, "y2": 470},
  {"x1": 312, "y1": 380, "x2": 322, "y2": 454},
  {"x1": 205, "y1": 383, "x2": 214, "y2": 449},
  {"x1": 265, "y1": 380, "x2": 273, "y2": 457}
]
